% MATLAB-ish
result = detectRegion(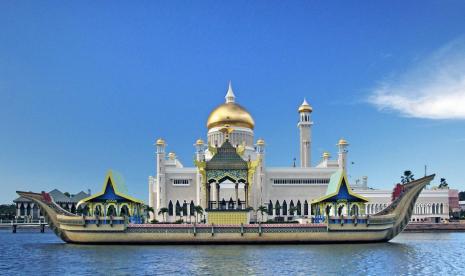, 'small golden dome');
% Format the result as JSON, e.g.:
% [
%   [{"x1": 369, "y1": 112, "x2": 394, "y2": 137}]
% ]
[
  {"x1": 322, "y1": 152, "x2": 330, "y2": 158},
  {"x1": 195, "y1": 138, "x2": 204, "y2": 145},
  {"x1": 156, "y1": 138, "x2": 165, "y2": 145},
  {"x1": 168, "y1": 152, "x2": 176, "y2": 160},
  {"x1": 338, "y1": 138, "x2": 349, "y2": 146},
  {"x1": 256, "y1": 138, "x2": 265, "y2": 145},
  {"x1": 298, "y1": 98, "x2": 313, "y2": 113},
  {"x1": 207, "y1": 102, "x2": 255, "y2": 130}
]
